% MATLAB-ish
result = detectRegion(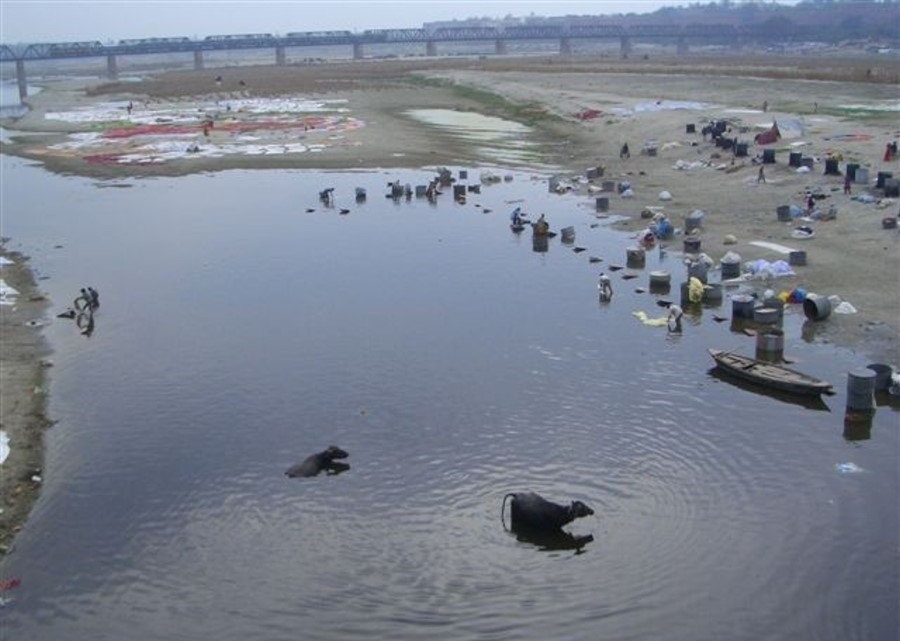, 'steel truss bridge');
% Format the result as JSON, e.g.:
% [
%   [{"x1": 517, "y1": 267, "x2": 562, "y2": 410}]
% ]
[{"x1": 2, "y1": 23, "x2": 784, "y2": 99}]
